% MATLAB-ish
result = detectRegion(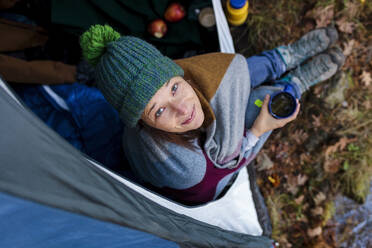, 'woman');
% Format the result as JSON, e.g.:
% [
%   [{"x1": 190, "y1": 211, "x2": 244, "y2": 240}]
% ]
[{"x1": 80, "y1": 25, "x2": 344, "y2": 205}]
